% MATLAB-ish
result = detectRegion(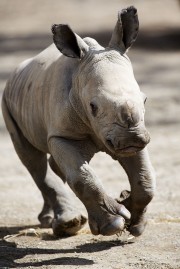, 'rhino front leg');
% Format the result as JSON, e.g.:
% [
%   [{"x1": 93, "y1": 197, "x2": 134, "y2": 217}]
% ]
[
  {"x1": 48, "y1": 137, "x2": 130, "y2": 236},
  {"x1": 118, "y1": 148, "x2": 156, "y2": 236}
]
